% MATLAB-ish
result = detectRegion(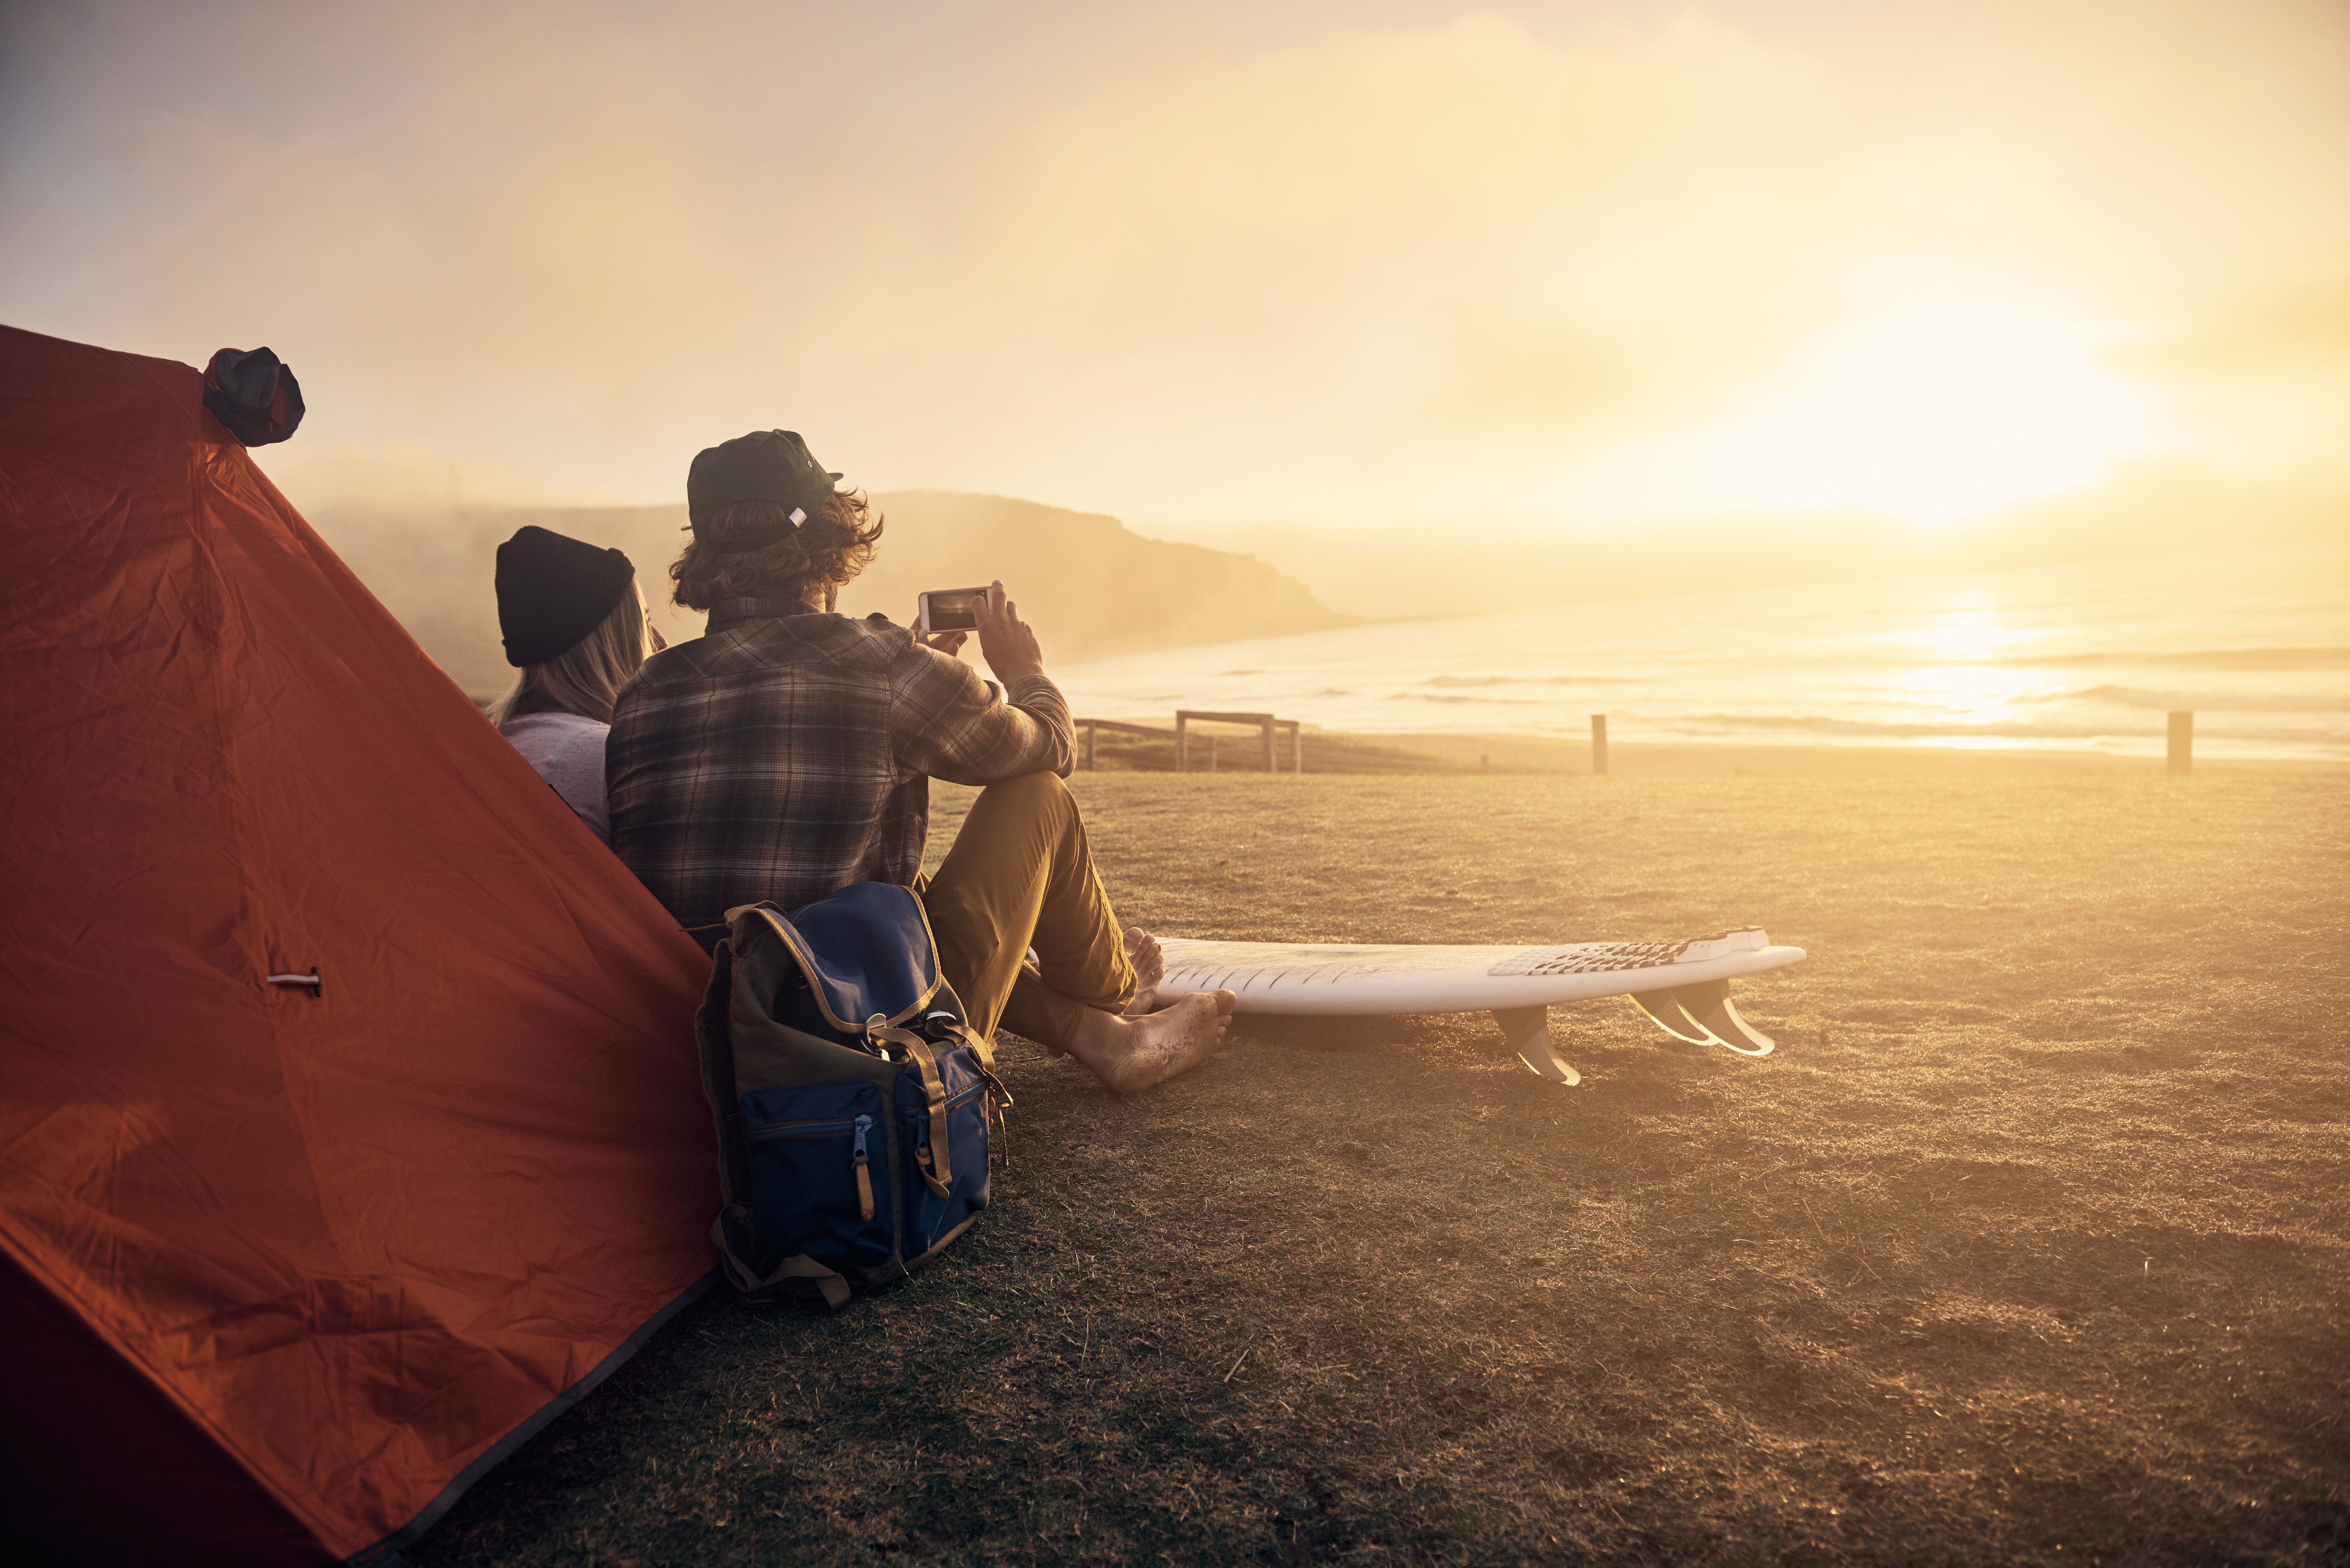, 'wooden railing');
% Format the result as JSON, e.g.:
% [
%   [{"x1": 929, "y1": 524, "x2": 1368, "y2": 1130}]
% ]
[
  {"x1": 1070, "y1": 710, "x2": 2204, "y2": 775},
  {"x1": 1069, "y1": 714, "x2": 1304, "y2": 772},
  {"x1": 1175, "y1": 711, "x2": 1302, "y2": 773},
  {"x1": 1070, "y1": 718, "x2": 1174, "y2": 772}
]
